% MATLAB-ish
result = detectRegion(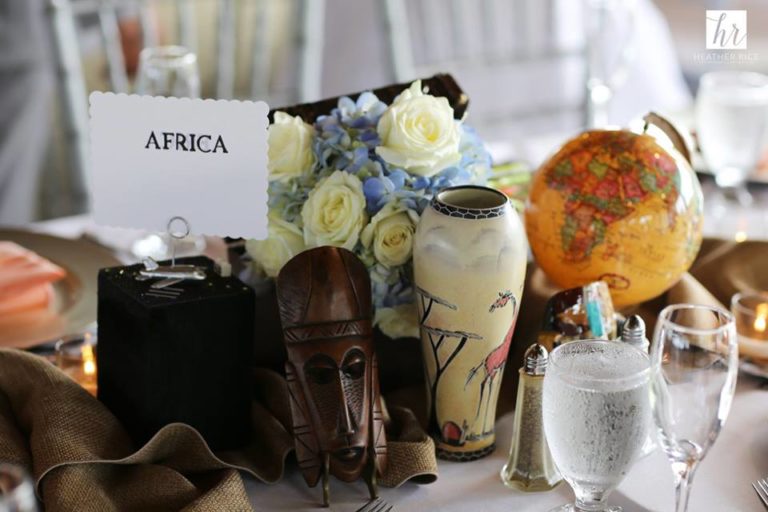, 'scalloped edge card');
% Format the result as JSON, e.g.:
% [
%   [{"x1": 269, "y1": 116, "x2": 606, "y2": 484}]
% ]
[{"x1": 89, "y1": 93, "x2": 268, "y2": 239}]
